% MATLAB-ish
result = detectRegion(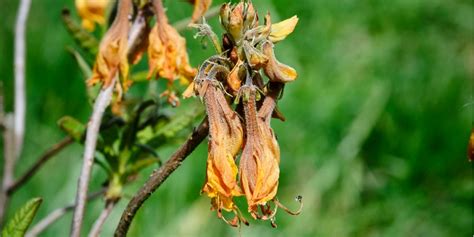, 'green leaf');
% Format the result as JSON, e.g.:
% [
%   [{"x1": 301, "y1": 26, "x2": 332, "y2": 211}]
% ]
[
  {"x1": 58, "y1": 116, "x2": 86, "y2": 142},
  {"x1": 1, "y1": 197, "x2": 42, "y2": 237}
]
